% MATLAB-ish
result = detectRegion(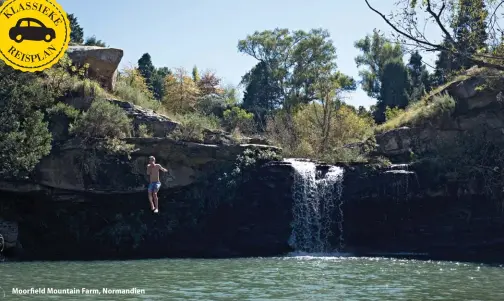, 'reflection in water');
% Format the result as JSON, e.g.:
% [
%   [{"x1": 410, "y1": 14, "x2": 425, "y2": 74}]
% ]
[{"x1": 1, "y1": 256, "x2": 503, "y2": 300}]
